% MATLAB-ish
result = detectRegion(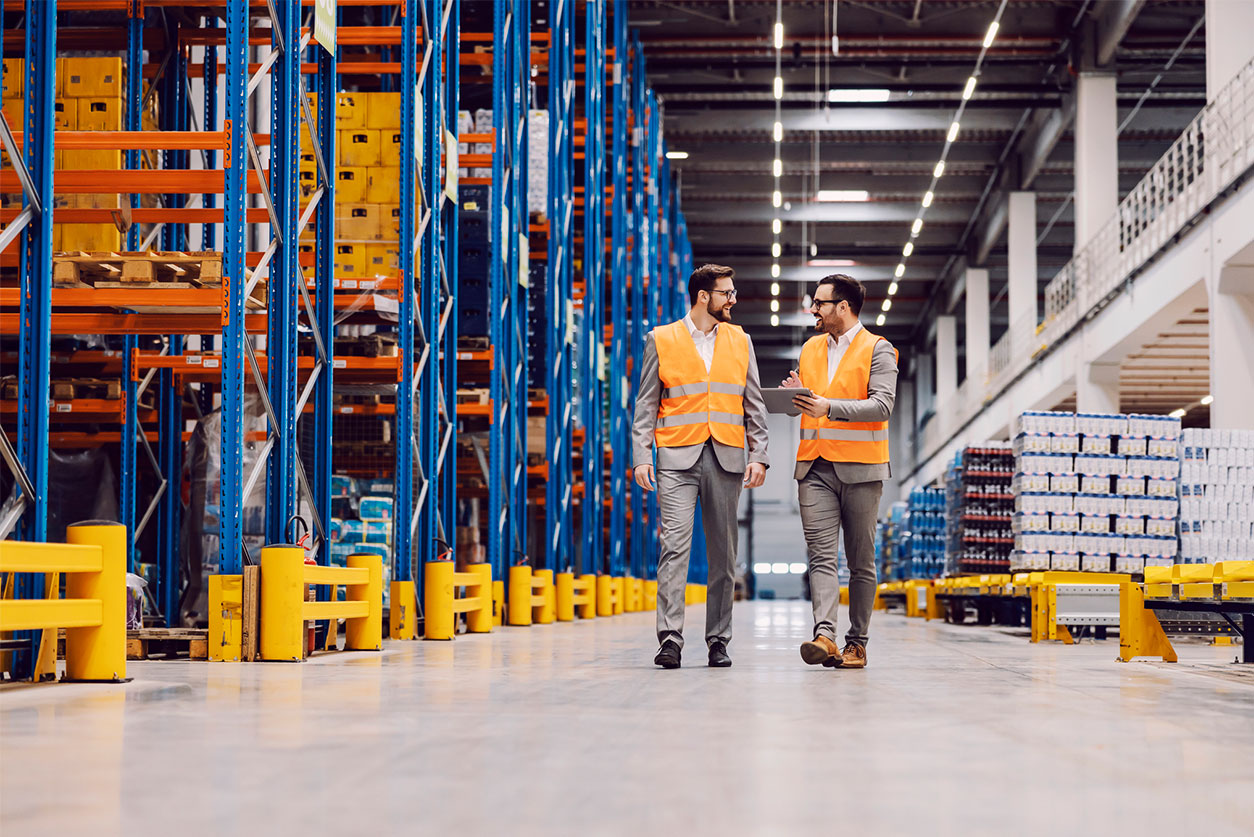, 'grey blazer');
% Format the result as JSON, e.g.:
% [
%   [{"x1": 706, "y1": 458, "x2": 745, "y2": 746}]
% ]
[
  {"x1": 794, "y1": 337, "x2": 899, "y2": 484},
  {"x1": 632, "y1": 326, "x2": 770, "y2": 474}
]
